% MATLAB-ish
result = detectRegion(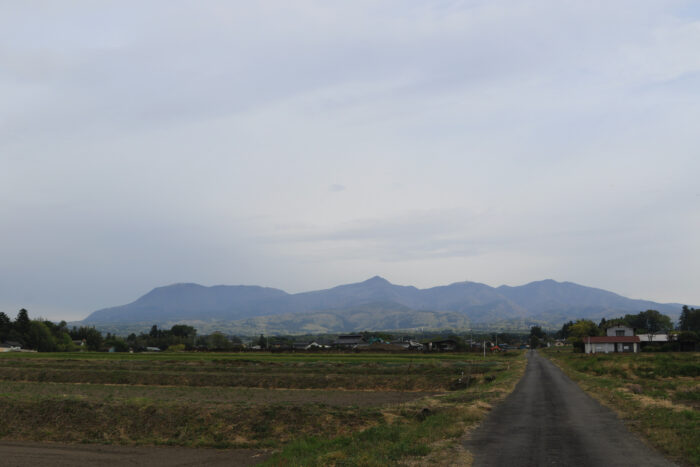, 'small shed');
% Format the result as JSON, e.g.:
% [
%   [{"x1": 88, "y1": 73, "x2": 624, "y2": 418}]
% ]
[{"x1": 636, "y1": 334, "x2": 670, "y2": 343}]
